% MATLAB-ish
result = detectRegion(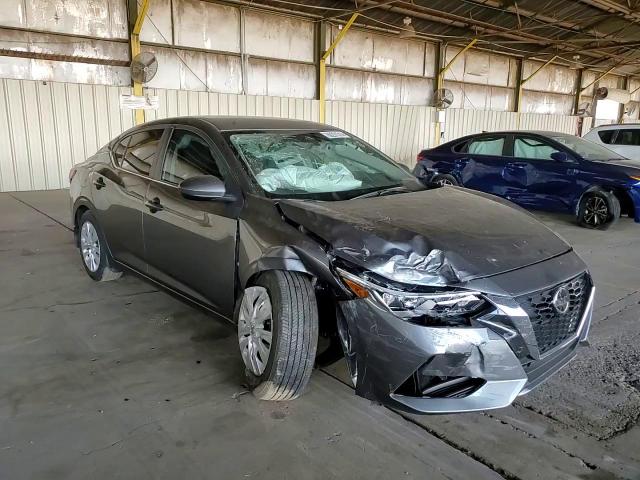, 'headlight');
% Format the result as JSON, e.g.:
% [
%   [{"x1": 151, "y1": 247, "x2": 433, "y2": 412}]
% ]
[{"x1": 337, "y1": 268, "x2": 486, "y2": 326}]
